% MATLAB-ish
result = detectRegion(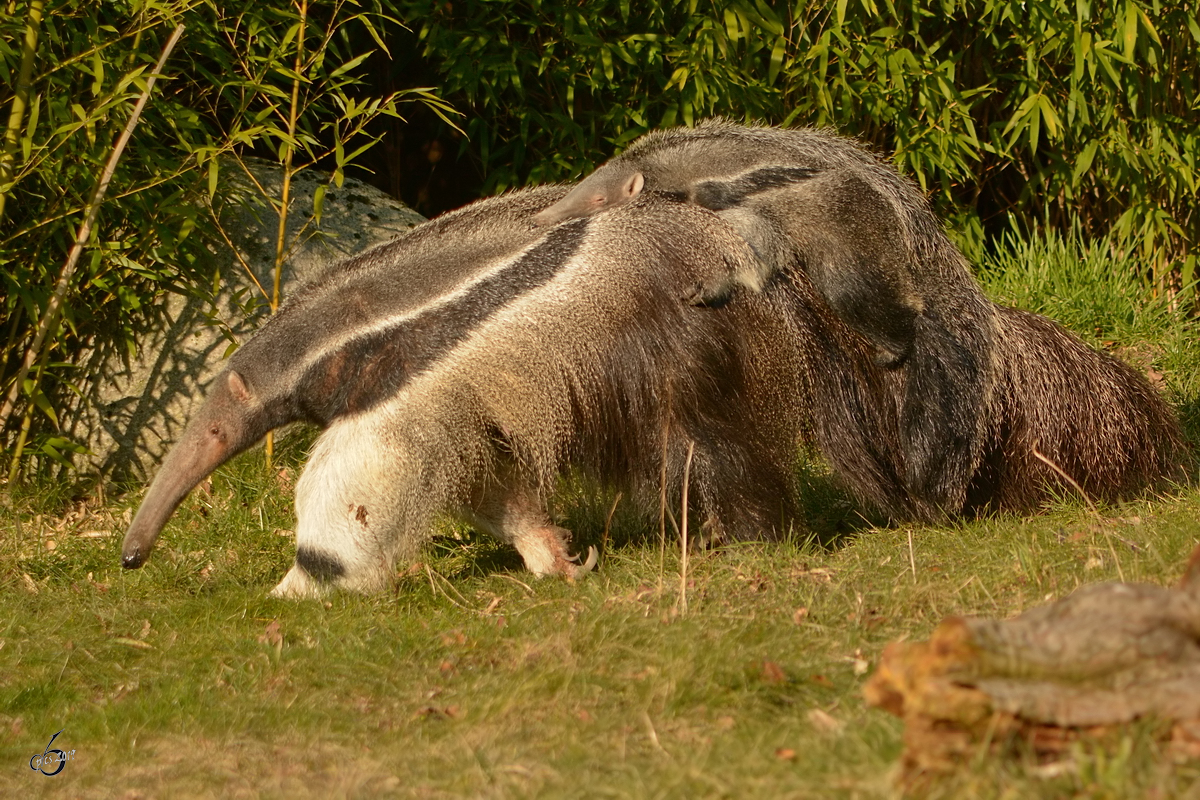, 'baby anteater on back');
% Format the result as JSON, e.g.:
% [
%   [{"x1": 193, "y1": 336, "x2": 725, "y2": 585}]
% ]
[
  {"x1": 533, "y1": 120, "x2": 924, "y2": 366},
  {"x1": 537, "y1": 120, "x2": 999, "y2": 518}
]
